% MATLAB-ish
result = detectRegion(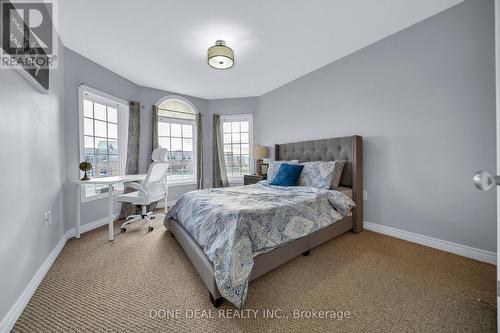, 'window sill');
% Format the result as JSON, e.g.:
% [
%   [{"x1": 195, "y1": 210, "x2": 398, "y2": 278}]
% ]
[
  {"x1": 168, "y1": 181, "x2": 197, "y2": 188},
  {"x1": 228, "y1": 177, "x2": 244, "y2": 181},
  {"x1": 228, "y1": 177, "x2": 244, "y2": 187}
]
